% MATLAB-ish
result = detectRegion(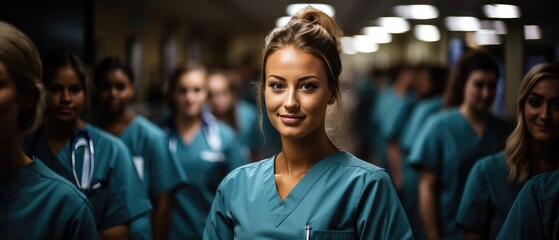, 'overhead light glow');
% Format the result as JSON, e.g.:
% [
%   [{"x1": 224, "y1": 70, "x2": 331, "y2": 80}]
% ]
[
  {"x1": 341, "y1": 37, "x2": 357, "y2": 55},
  {"x1": 445, "y1": 16, "x2": 480, "y2": 31},
  {"x1": 276, "y1": 16, "x2": 292, "y2": 27},
  {"x1": 377, "y1": 17, "x2": 410, "y2": 33},
  {"x1": 393, "y1": 5, "x2": 438, "y2": 20},
  {"x1": 525, "y1": 25, "x2": 542, "y2": 40},
  {"x1": 480, "y1": 20, "x2": 507, "y2": 34},
  {"x1": 414, "y1": 25, "x2": 440, "y2": 42},
  {"x1": 483, "y1": 4, "x2": 521, "y2": 18},
  {"x1": 475, "y1": 30, "x2": 501, "y2": 45},
  {"x1": 362, "y1": 26, "x2": 392, "y2": 43},
  {"x1": 287, "y1": 3, "x2": 335, "y2": 17},
  {"x1": 353, "y1": 35, "x2": 379, "y2": 53}
]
